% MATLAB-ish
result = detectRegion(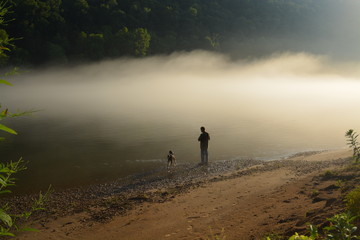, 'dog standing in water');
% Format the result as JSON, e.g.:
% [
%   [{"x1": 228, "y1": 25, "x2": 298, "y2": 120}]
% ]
[{"x1": 167, "y1": 150, "x2": 176, "y2": 169}]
